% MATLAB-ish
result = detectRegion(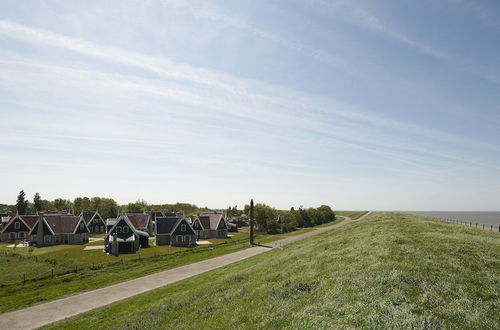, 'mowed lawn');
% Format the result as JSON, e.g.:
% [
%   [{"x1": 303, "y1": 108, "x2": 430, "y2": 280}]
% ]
[{"x1": 45, "y1": 212, "x2": 499, "y2": 329}]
